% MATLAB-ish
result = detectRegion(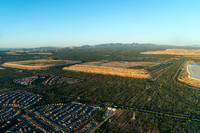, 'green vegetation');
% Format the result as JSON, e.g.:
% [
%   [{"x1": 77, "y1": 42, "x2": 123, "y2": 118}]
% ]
[
  {"x1": 96, "y1": 110, "x2": 200, "y2": 132},
  {"x1": 93, "y1": 108, "x2": 107, "y2": 122}
]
